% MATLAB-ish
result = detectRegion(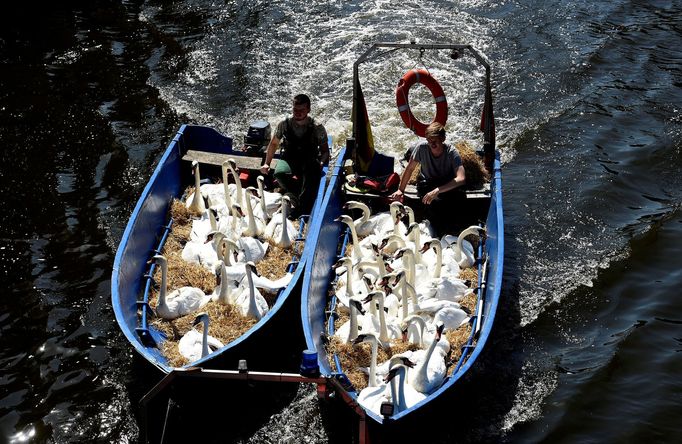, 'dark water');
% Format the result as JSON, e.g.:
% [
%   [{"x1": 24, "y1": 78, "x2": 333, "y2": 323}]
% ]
[{"x1": 1, "y1": 1, "x2": 681, "y2": 443}]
